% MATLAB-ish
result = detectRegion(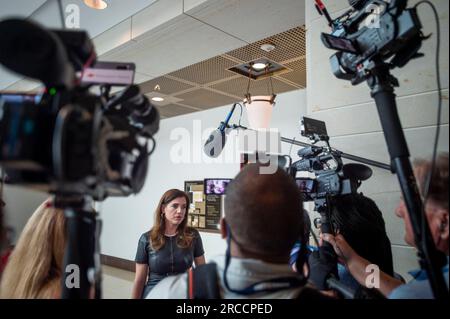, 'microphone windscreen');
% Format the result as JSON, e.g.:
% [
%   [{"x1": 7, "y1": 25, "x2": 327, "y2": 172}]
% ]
[
  {"x1": 203, "y1": 129, "x2": 226, "y2": 158},
  {"x1": 0, "y1": 18, "x2": 74, "y2": 88},
  {"x1": 343, "y1": 163, "x2": 373, "y2": 181}
]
